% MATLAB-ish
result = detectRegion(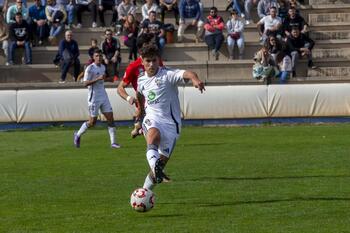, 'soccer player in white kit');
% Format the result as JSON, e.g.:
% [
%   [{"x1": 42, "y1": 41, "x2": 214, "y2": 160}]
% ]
[
  {"x1": 74, "y1": 49, "x2": 121, "y2": 149},
  {"x1": 136, "y1": 44, "x2": 205, "y2": 189}
]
